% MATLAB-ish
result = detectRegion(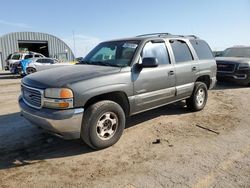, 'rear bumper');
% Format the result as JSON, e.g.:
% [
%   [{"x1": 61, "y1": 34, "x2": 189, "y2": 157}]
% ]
[{"x1": 19, "y1": 97, "x2": 84, "y2": 139}]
